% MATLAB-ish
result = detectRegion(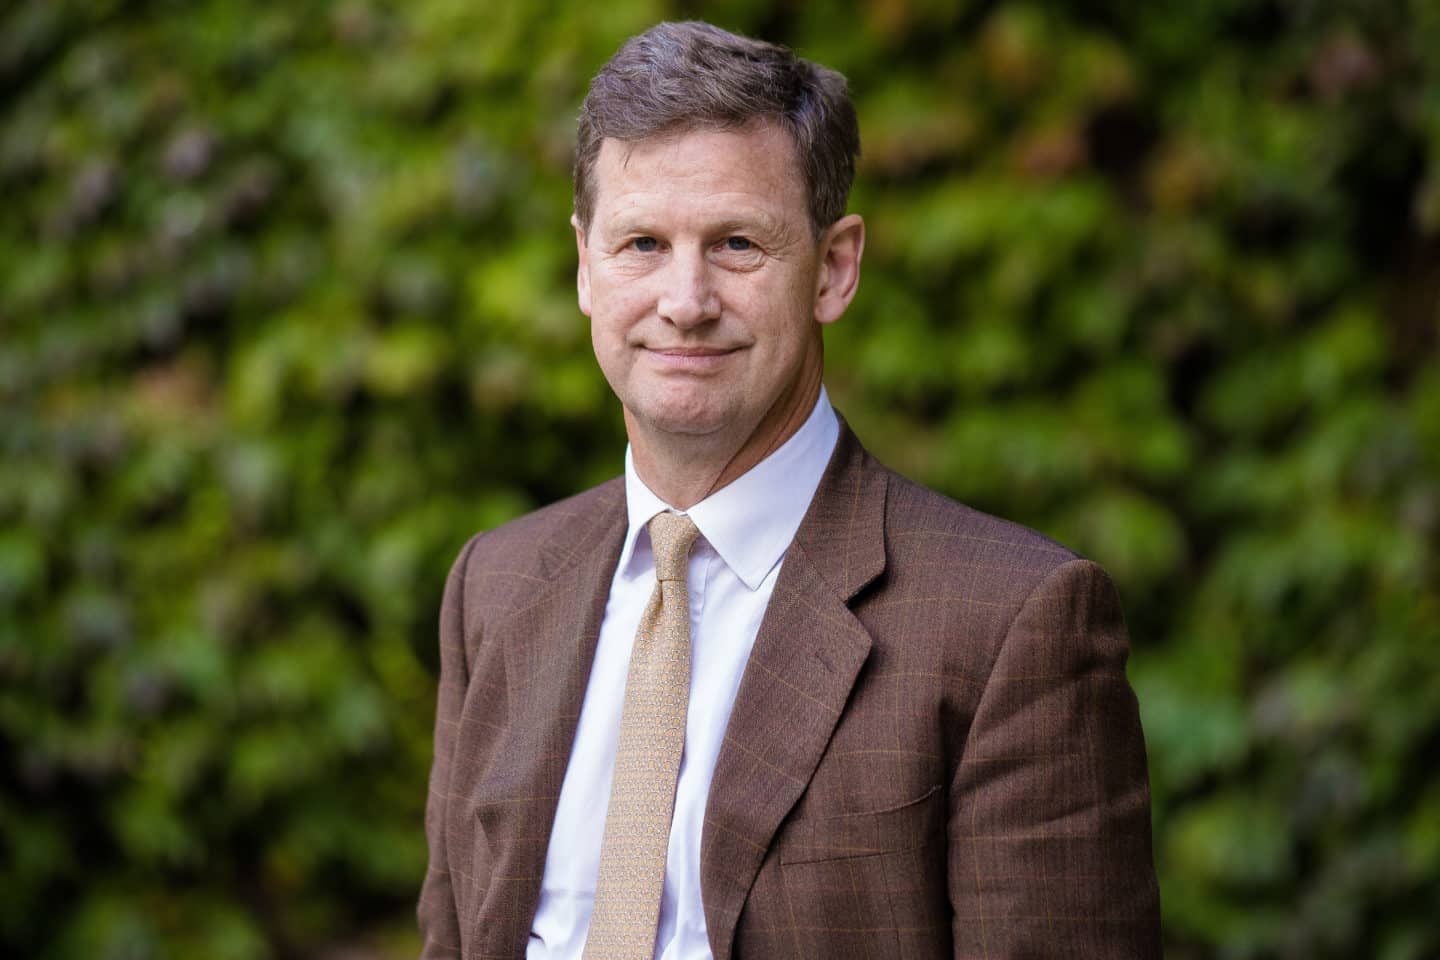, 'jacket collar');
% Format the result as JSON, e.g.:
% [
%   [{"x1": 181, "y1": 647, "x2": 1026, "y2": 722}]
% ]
[{"x1": 784, "y1": 415, "x2": 888, "y2": 603}]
